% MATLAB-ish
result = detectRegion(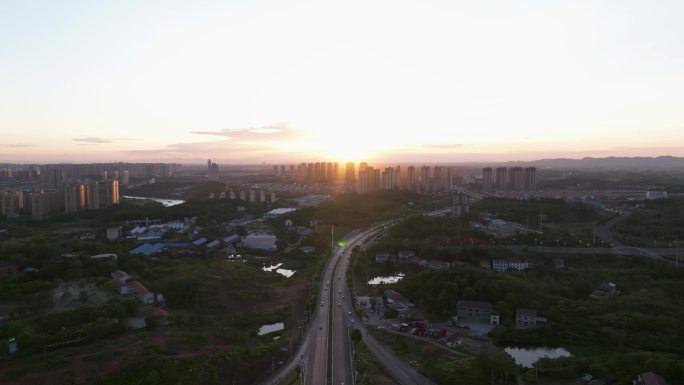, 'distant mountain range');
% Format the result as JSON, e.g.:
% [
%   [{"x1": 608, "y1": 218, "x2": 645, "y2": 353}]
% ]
[{"x1": 501, "y1": 156, "x2": 684, "y2": 170}]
